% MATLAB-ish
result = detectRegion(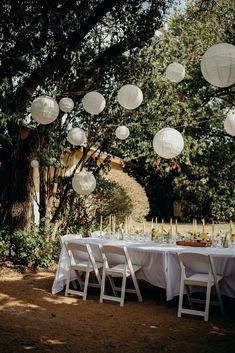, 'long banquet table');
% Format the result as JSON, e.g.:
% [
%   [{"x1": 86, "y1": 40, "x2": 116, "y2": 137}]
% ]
[{"x1": 52, "y1": 237, "x2": 235, "y2": 301}]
